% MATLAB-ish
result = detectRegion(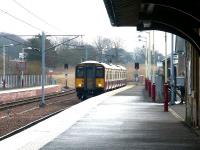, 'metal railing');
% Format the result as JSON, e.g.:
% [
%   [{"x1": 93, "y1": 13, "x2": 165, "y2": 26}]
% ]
[{"x1": 0, "y1": 74, "x2": 56, "y2": 89}]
